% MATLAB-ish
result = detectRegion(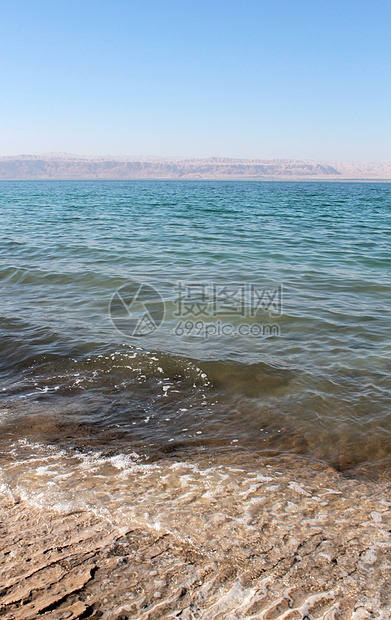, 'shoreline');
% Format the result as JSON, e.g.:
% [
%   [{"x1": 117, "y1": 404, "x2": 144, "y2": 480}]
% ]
[{"x1": 1, "y1": 451, "x2": 391, "y2": 619}]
